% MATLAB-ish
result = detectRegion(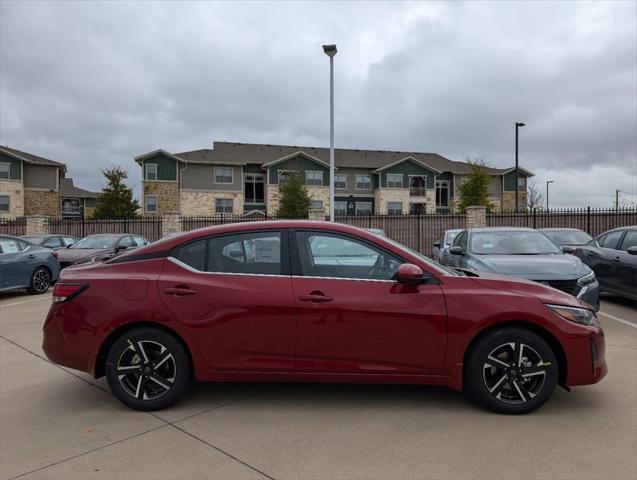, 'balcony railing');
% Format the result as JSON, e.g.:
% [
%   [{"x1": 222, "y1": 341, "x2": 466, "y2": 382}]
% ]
[{"x1": 409, "y1": 186, "x2": 427, "y2": 197}]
